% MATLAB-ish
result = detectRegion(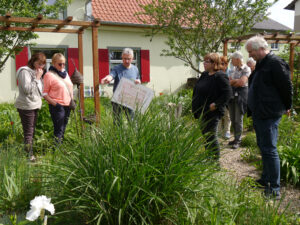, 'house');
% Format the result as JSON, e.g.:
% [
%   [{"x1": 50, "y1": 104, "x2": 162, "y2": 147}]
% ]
[
  {"x1": 0, "y1": 0, "x2": 197, "y2": 103},
  {"x1": 0, "y1": 0, "x2": 292, "y2": 103},
  {"x1": 285, "y1": 0, "x2": 300, "y2": 31}
]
